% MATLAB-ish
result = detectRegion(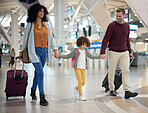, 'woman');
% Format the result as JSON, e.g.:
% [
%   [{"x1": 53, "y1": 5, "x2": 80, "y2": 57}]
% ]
[{"x1": 21, "y1": 3, "x2": 59, "y2": 106}]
